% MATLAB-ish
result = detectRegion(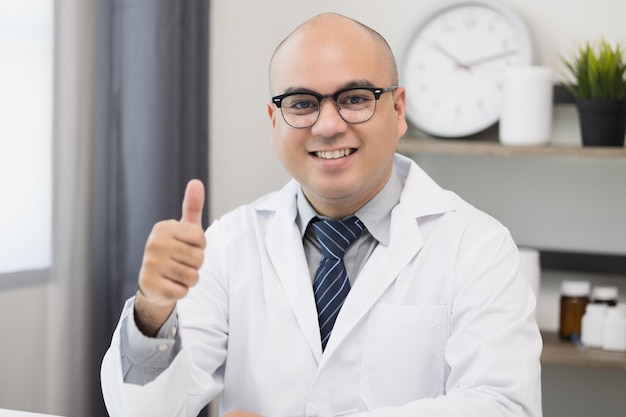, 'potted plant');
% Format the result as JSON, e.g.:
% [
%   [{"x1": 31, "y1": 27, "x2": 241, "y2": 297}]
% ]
[{"x1": 561, "y1": 39, "x2": 626, "y2": 147}]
